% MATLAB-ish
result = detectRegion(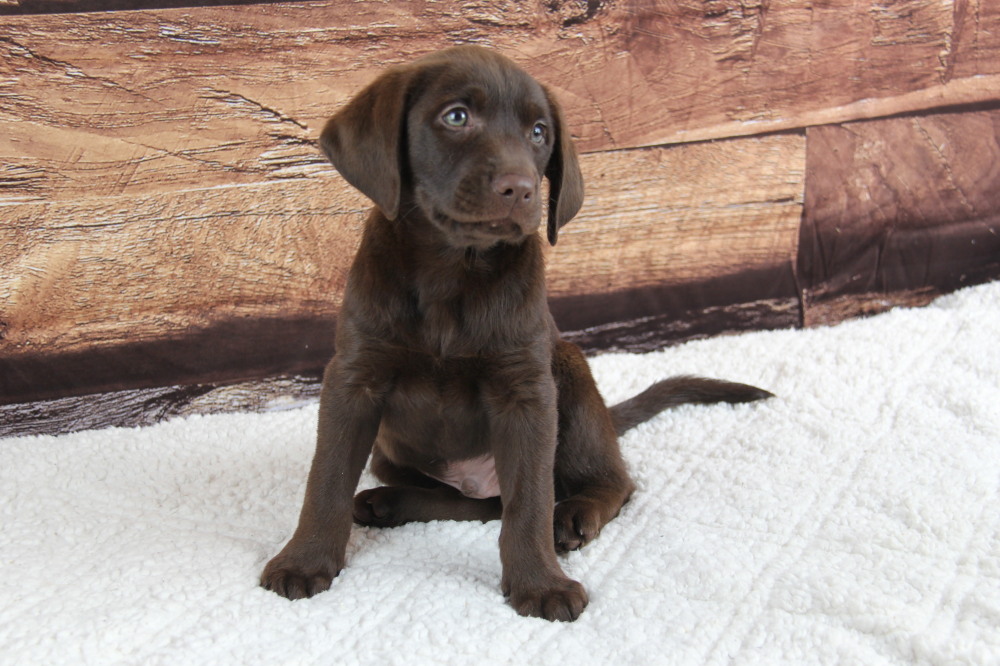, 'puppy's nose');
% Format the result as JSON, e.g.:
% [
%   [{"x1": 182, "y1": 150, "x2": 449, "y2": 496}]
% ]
[{"x1": 493, "y1": 173, "x2": 535, "y2": 204}]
